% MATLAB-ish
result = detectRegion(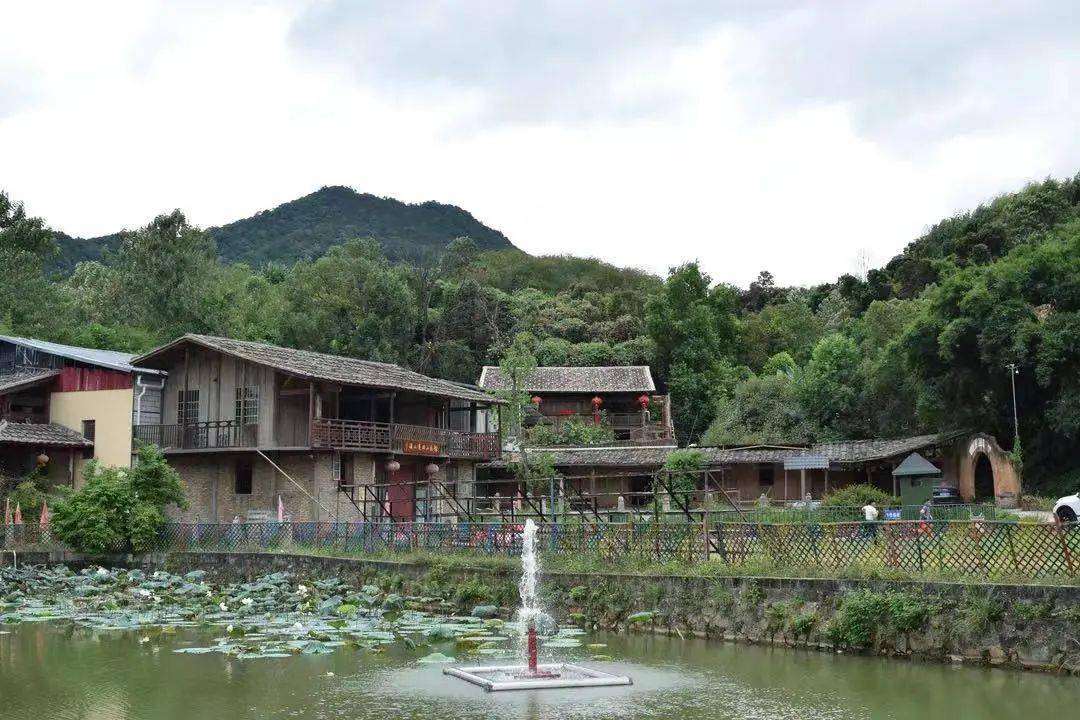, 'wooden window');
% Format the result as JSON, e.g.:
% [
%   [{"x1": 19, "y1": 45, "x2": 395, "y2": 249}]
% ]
[
  {"x1": 177, "y1": 389, "x2": 199, "y2": 425},
  {"x1": 81, "y1": 419, "x2": 96, "y2": 442},
  {"x1": 234, "y1": 457, "x2": 253, "y2": 495},
  {"x1": 234, "y1": 386, "x2": 259, "y2": 426},
  {"x1": 758, "y1": 464, "x2": 775, "y2": 487}
]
